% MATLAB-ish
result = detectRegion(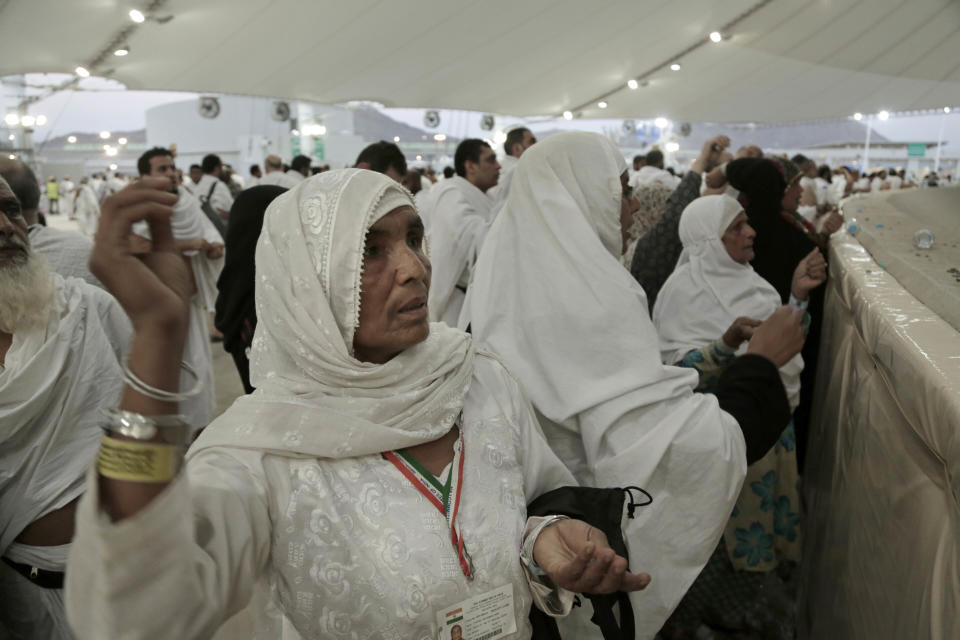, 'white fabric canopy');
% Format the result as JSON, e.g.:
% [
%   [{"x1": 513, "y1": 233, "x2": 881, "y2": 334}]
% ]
[{"x1": 0, "y1": 0, "x2": 957, "y2": 123}]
